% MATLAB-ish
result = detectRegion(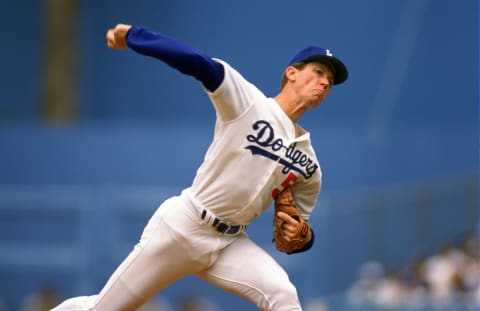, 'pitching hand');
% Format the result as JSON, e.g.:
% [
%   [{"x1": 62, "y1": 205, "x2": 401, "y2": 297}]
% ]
[{"x1": 106, "y1": 24, "x2": 132, "y2": 50}]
